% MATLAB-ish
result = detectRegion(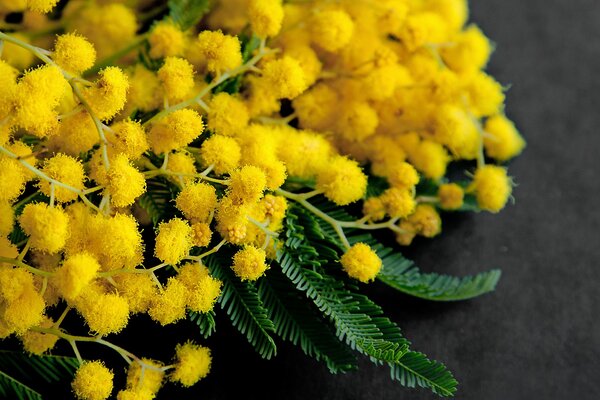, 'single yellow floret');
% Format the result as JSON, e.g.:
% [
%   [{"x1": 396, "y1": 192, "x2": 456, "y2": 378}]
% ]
[
  {"x1": 381, "y1": 188, "x2": 416, "y2": 219},
  {"x1": 409, "y1": 140, "x2": 451, "y2": 180},
  {"x1": 406, "y1": 204, "x2": 442, "y2": 238},
  {"x1": 72, "y1": 361, "x2": 113, "y2": 400},
  {"x1": 52, "y1": 253, "x2": 101, "y2": 301},
  {"x1": 108, "y1": 119, "x2": 149, "y2": 160},
  {"x1": 187, "y1": 30, "x2": 242, "y2": 74},
  {"x1": 484, "y1": 115, "x2": 526, "y2": 162},
  {"x1": 19, "y1": 203, "x2": 69, "y2": 254},
  {"x1": 149, "y1": 20, "x2": 187, "y2": 59},
  {"x1": 148, "y1": 109, "x2": 204, "y2": 154},
  {"x1": 260, "y1": 56, "x2": 307, "y2": 99},
  {"x1": 438, "y1": 183, "x2": 464, "y2": 210},
  {"x1": 158, "y1": 57, "x2": 195, "y2": 103},
  {"x1": 83, "y1": 67, "x2": 129, "y2": 121},
  {"x1": 469, "y1": 165, "x2": 512, "y2": 213},
  {"x1": 229, "y1": 166, "x2": 267, "y2": 205},
  {"x1": 316, "y1": 156, "x2": 367, "y2": 206},
  {"x1": 148, "y1": 277, "x2": 187, "y2": 325},
  {"x1": 336, "y1": 101, "x2": 379, "y2": 141},
  {"x1": 388, "y1": 162, "x2": 420, "y2": 189},
  {"x1": 169, "y1": 342, "x2": 212, "y2": 387},
  {"x1": 340, "y1": 243, "x2": 382, "y2": 283},
  {"x1": 114, "y1": 273, "x2": 158, "y2": 314},
  {"x1": 277, "y1": 130, "x2": 332, "y2": 179},
  {"x1": 175, "y1": 182, "x2": 218, "y2": 223},
  {"x1": 105, "y1": 154, "x2": 147, "y2": 207},
  {"x1": 39, "y1": 154, "x2": 85, "y2": 203},
  {"x1": 200, "y1": 135, "x2": 241, "y2": 175},
  {"x1": 191, "y1": 222, "x2": 213, "y2": 247},
  {"x1": 154, "y1": 218, "x2": 193, "y2": 265},
  {"x1": 26, "y1": 0, "x2": 59, "y2": 14},
  {"x1": 207, "y1": 93, "x2": 249, "y2": 136},
  {"x1": 178, "y1": 263, "x2": 222, "y2": 313},
  {"x1": 441, "y1": 25, "x2": 492, "y2": 74},
  {"x1": 20, "y1": 316, "x2": 59, "y2": 355},
  {"x1": 232, "y1": 246, "x2": 268, "y2": 281},
  {"x1": 248, "y1": 0, "x2": 284, "y2": 38},
  {"x1": 0, "y1": 158, "x2": 28, "y2": 201},
  {"x1": 124, "y1": 358, "x2": 164, "y2": 396},
  {"x1": 53, "y1": 33, "x2": 96, "y2": 74},
  {"x1": 309, "y1": 9, "x2": 355, "y2": 52}
]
